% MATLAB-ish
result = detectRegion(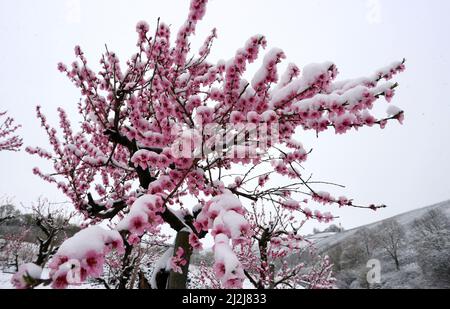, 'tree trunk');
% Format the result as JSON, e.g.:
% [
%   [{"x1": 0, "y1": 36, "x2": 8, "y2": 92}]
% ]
[
  {"x1": 394, "y1": 256, "x2": 400, "y2": 271},
  {"x1": 118, "y1": 243, "x2": 134, "y2": 289},
  {"x1": 14, "y1": 254, "x2": 19, "y2": 272},
  {"x1": 167, "y1": 230, "x2": 192, "y2": 289},
  {"x1": 128, "y1": 247, "x2": 143, "y2": 289},
  {"x1": 138, "y1": 271, "x2": 151, "y2": 289},
  {"x1": 257, "y1": 228, "x2": 270, "y2": 289}
]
